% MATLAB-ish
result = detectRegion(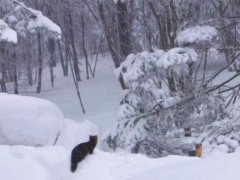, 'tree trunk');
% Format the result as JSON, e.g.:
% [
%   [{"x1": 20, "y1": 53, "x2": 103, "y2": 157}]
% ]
[
  {"x1": 48, "y1": 38, "x2": 55, "y2": 87},
  {"x1": 13, "y1": 45, "x2": 18, "y2": 94},
  {"x1": 68, "y1": 13, "x2": 81, "y2": 81},
  {"x1": 81, "y1": 14, "x2": 90, "y2": 79},
  {"x1": 37, "y1": 32, "x2": 43, "y2": 94},
  {"x1": 0, "y1": 64, "x2": 7, "y2": 93},
  {"x1": 117, "y1": 1, "x2": 132, "y2": 57},
  {"x1": 26, "y1": 43, "x2": 33, "y2": 86},
  {"x1": 57, "y1": 40, "x2": 68, "y2": 77},
  {"x1": 0, "y1": 43, "x2": 7, "y2": 92},
  {"x1": 148, "y1": 1, "x2": 168, "y2": 50},
  {"x1": 98, "y1": 2, "x2": 127, "y2": 89}
]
